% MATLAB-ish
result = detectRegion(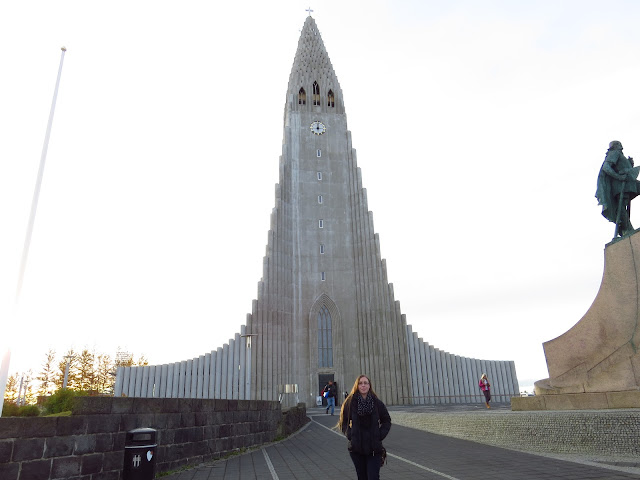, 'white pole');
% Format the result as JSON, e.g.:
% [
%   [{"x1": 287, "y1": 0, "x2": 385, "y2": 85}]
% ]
[
  {"x1": 15, "y1": 47, "x2": 67, "y2": 301},
  {"x1": 0, "y1": 350, "x2": 10, "y2": 416}
]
